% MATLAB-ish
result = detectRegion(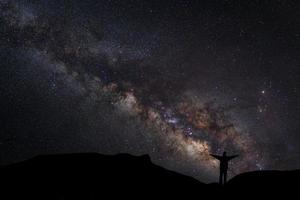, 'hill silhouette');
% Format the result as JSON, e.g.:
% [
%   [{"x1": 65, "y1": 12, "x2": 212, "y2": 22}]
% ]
[
  {"x1": 227, "y1": 169, "x2": 300, "y2": 190},
  {"x1": 0, "y1": 153, "x2": 299, "y2": 199}
]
